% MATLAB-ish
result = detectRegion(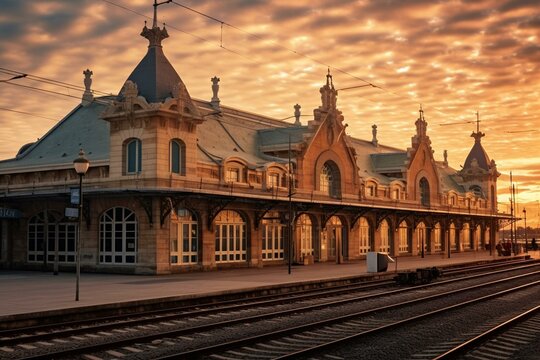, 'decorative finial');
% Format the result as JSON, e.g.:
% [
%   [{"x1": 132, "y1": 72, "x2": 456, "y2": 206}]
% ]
[
  {"x1": 82, "y1": 69, "x2": 93, "y2": 106},
  {"x1": 142, "y1": 0, "x2": 171, "y2": 47},
  {"x1": 294, "y1": 104, "x2": 301, "y2": 126},
  {"x1": 443, "y1": 150, "x2": 448, "y2": 166},
  {"x1": 211, "y1": 76, "x2": 220, "y2": 110},
  {"x1": 372, "y1": 124, "x2": 378, "y2": 146},
  {"x1": 326, "y1": 68, "x2": 334, "y2": 88},
  {"x1": 415, "y1": 106, "x2": 427, "y2": 137},
  {"x1": 471, "y1": 111, "x2": 485, "y2": 143}
]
